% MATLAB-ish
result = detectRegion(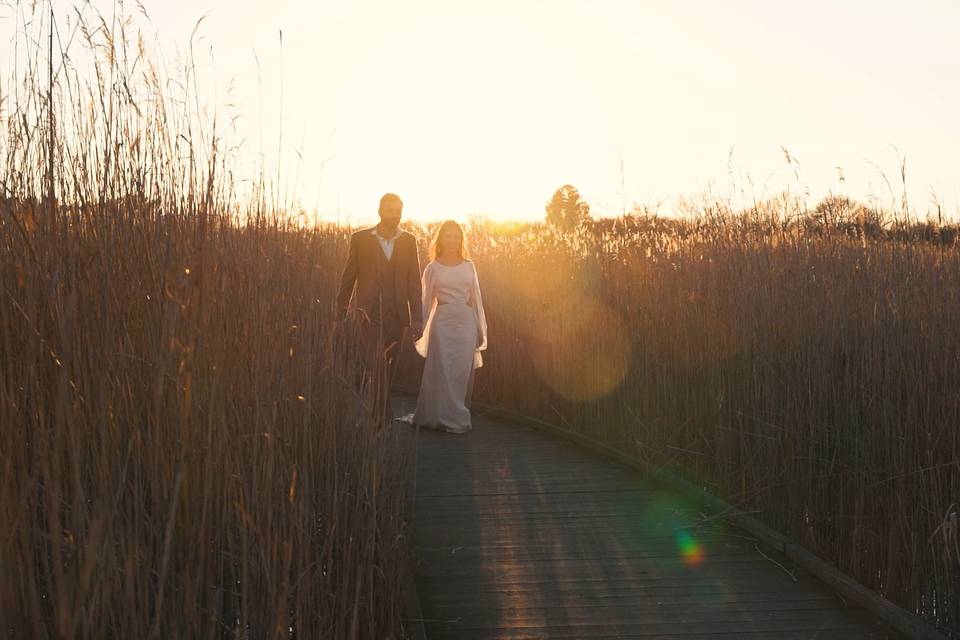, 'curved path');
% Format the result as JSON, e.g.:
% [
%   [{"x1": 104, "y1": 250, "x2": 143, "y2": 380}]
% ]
[{"x1": 394, "y1": 395, "x2": 902, "y2": 640}]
